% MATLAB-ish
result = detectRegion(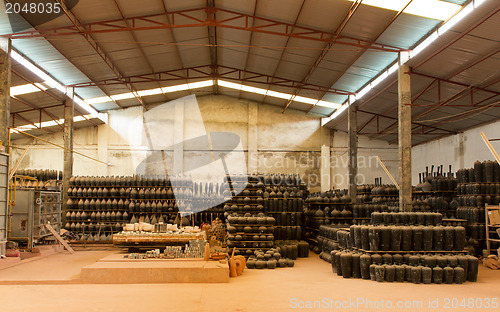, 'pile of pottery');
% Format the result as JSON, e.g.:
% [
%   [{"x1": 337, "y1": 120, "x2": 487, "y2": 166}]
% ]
[
  {"x1": 371, "y1": 178, "x2": 398, "y2": 204},
  {"x1": 455, "y1": 160, "x2": 500, "y2": 254},
  {"x1": 263, "y1": 174, "x2": 307, "y2": 241},
  {"x1": 304, "y1": 189, "x2": 353, "y2": 228},
  {"x1": 275, "y1": 240, "x2": 310, "y2": 258},
  {"x1": 191, "y1": 181, "x2": 225, "y2": 224},
  {"x1": 319, "y1": 210, "x2": 480, "y2": 284},
  {"x1": 224, "y1": 175, "x2": 275, "y2": 257},
  {"x1": 14, "y1": 168, "x2": 63, "y2": 189},
  {"x1": 303, "y1": 189, "x2": 353, "y2": 254},
  {"x1": 356, "y1": 184, "x2": 374, "y2": 203},
  {"x1": 352, "y1": 203, "x2": 399, "y2": 223},
  {"x1": 331, "y1": 250, "x2": 478, "y2": 284},
  {"x1": 354, "y1": 179, "x2": 401, "y2": 223},
  {"x1": 245, "y1": 247, "x2": 295, "y2": 269},
  {"x1": 342, "y1": 224, "x2": 466, "y2": 252},
  {"x1": 415, "y1": 165, "x2": 458, "y2": 192},
  {"x1": 128, "y1": 178, "x2": 192, "y2": 226},
  {"x1": 16, "y1": 168, "x2": 63, "y2": 182},
  {"x1": 65, "y1": 176, "x2": 133, "y2": 241},
  {"x1": 65, "y1": 175, "x2": 195, "y2": 241}
]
